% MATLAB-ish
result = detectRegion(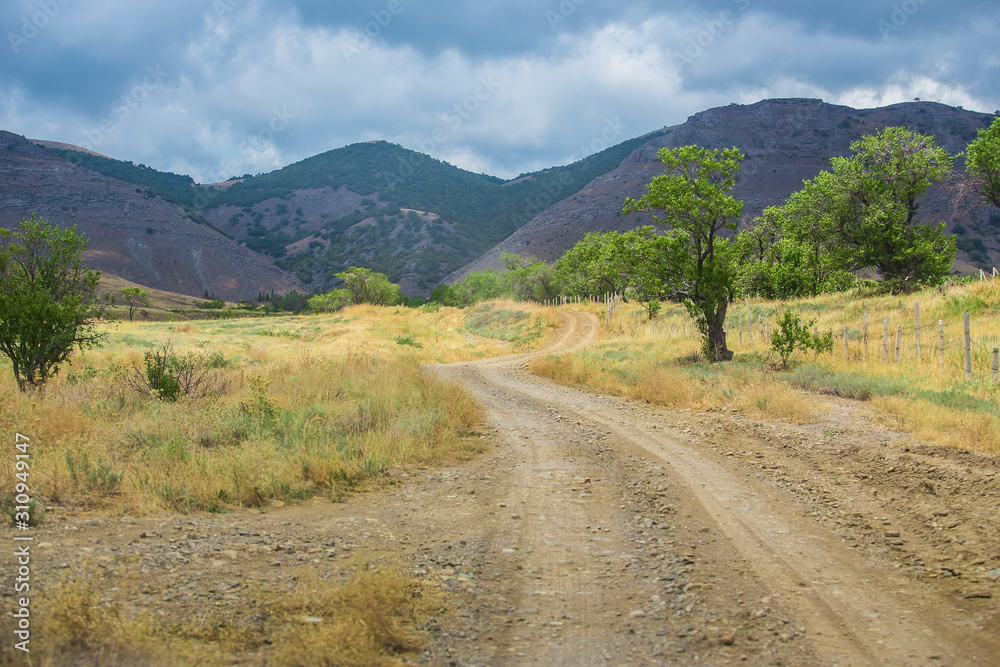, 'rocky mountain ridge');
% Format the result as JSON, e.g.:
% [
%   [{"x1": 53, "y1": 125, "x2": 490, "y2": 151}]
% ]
[
  {"x1": 0, "y1": 132, "x2": 302, "y2": 300},
  {"x1": 3, "y1": 98, "x2": 996, "y2": 299},
  {"x1": 448, "y1": 99, "x2": 997, "y2": 281}
]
